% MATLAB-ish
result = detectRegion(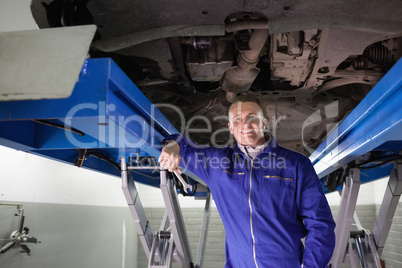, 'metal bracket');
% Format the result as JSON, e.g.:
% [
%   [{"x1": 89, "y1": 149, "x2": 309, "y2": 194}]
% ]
[{"x1": 0, "y1": 208, "x2": 41, "y2": 256}]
